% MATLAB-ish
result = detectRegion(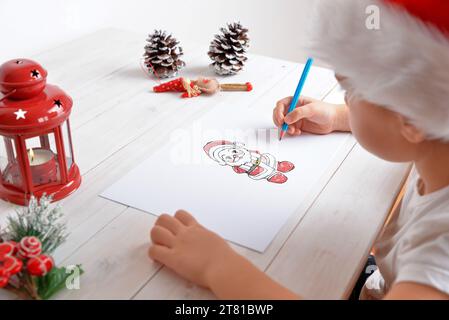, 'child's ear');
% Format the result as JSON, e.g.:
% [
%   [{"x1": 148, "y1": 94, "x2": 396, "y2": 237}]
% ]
[{"x1": 397, "y1": 115, "x2": 426, "y2": 144}]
